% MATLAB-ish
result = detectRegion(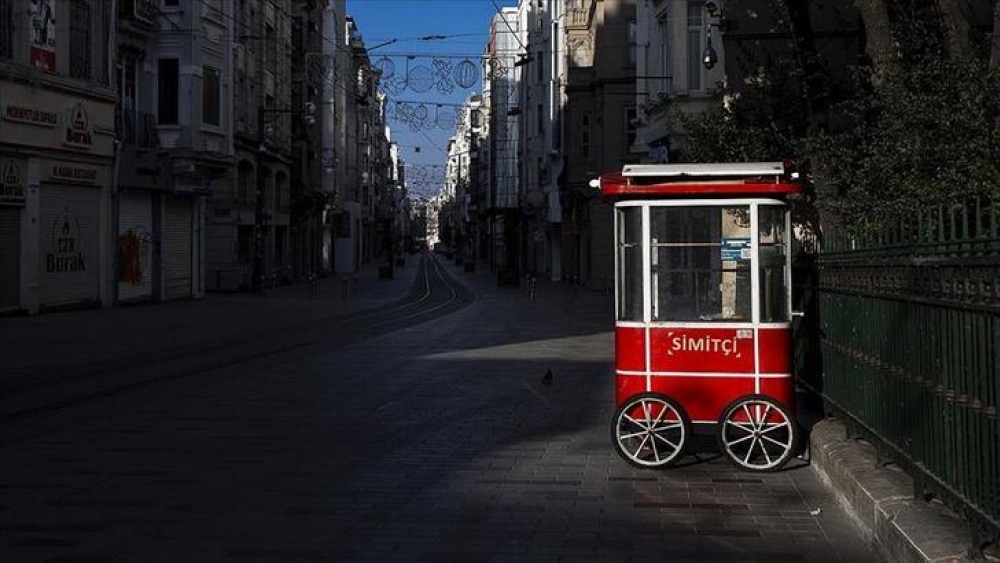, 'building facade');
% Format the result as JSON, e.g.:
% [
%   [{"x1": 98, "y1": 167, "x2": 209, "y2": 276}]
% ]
[
  {"x1": 1, "y1": 0, "x2": 117, "y2": 314},
  {"x1": 517, "y1": 0, "x2": 565, "y2": 282},
  {"x1": 561, "y1": 0, "x2": 637, "y2": 290},
  {"x1": 484, "y1": 7, "x2": 522, "y2": 285},
  {"x1": 633, "y1": 0, "x2": 727, "y2": 162}
]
